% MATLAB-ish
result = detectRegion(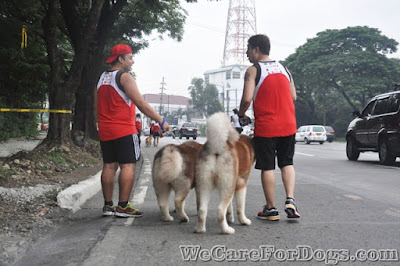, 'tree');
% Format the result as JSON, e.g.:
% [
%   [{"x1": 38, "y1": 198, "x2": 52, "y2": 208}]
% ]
[
  {"x1": 72, "y1": 0, "x2": 192, "y2": 141},
  {"x1": 188, "y1": 78, "x2": 224, "y2": 117},
  {"x1": 0, "y1": 0, "x2": 220, "y2": 144},
  {"x1": 0, "y1": 0, "x2": 50, "y2": 140},
  {"x1": 284, "y1": 26, "x2": 400, "y2": 136}
]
